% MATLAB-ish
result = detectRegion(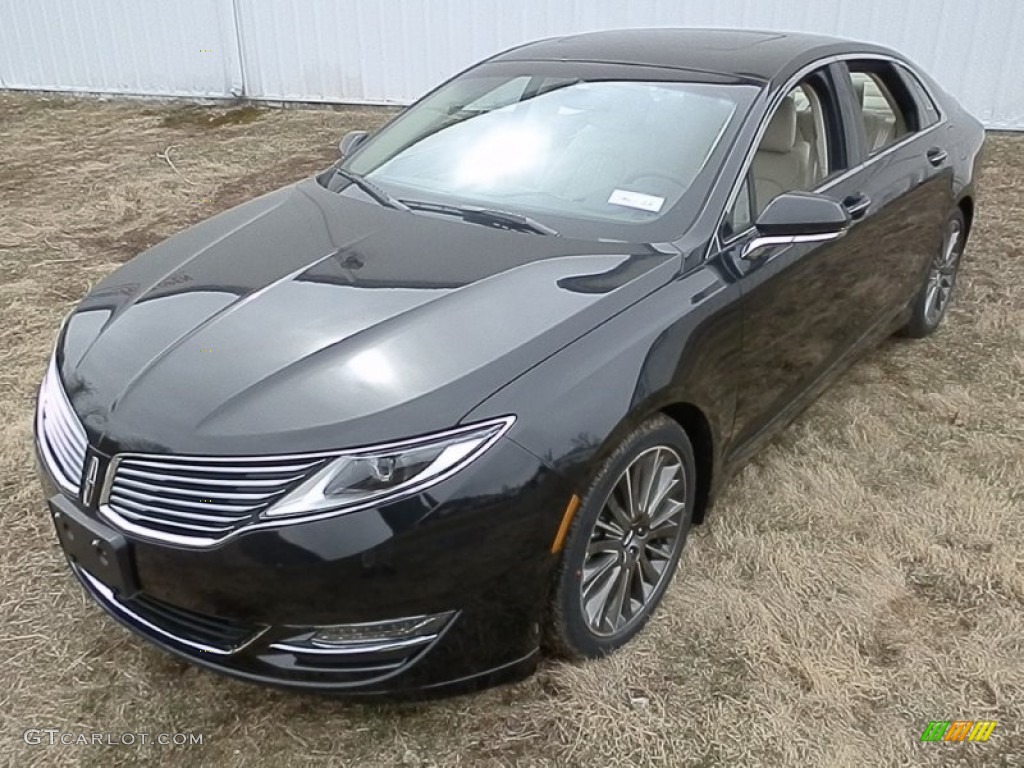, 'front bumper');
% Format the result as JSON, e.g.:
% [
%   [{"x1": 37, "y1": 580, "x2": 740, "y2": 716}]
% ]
[{"x1": 37, "y1": 436, "x2": 572, "y2": 697}]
